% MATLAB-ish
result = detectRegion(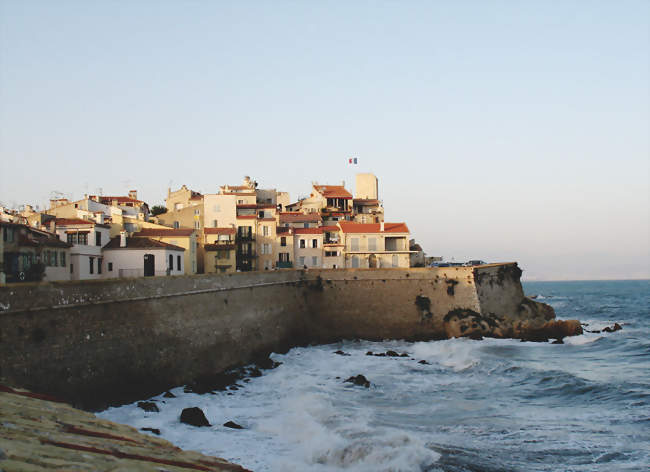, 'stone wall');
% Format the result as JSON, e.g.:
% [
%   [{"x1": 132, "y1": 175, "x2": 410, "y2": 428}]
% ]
[{"x1": 0, "y1": 264, "x2": 565, "y2": 409}]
